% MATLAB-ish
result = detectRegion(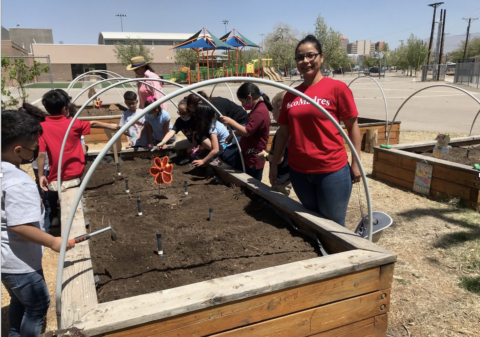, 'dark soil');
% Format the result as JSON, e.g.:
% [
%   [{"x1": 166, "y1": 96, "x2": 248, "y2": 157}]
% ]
[
  {"x1": 419, "y1": 145, "x2": 480, "y2": 166},
  {"x1": 84, "y1": 157, "x2": 318, "y2": 303}
]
